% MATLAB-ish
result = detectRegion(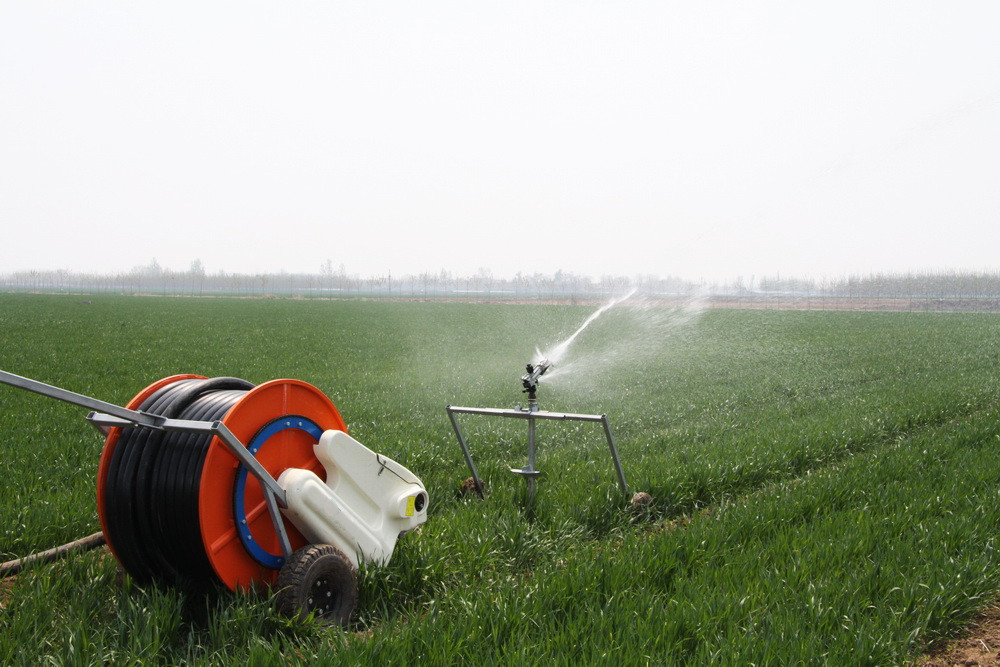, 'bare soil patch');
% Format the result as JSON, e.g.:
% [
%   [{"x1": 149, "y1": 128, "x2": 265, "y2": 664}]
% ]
[
  {"x1": 919, "y1": 602, "x2": 1000, "y2": 666},
  {"x1": 0, "y1": 575, "x2": 15, "y2": 610}
]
